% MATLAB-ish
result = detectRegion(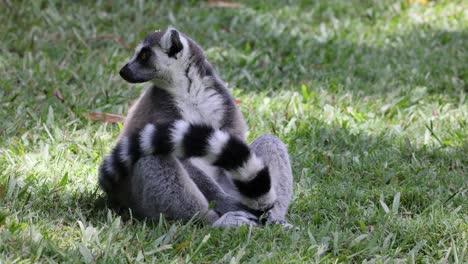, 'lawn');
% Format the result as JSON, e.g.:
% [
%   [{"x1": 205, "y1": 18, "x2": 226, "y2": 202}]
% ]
[{"x1": 0, "y1": 0, "x2": 467, "y2": 262}]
